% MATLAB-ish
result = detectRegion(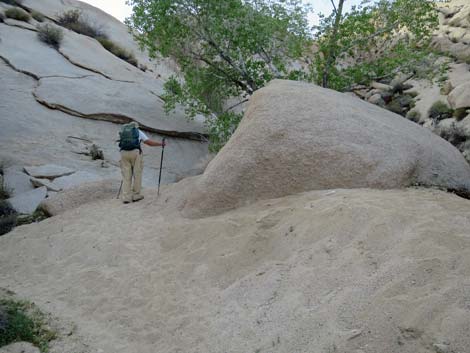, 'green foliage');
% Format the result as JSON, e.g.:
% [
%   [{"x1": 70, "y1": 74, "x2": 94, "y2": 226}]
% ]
[
  {"x1": 406, "y1": 109, "x2": 421, "y2": 123},
  {"x1": 206, "y1": 112, "x2": 243, "y2": 153},
  {"x1": 96, "y1": 37, "x2": 138, "y2": 67},
  {"x1": 31, "y1": 10, "x2": 45, "y2": 22},
  {"x1": 5, "y1": 7, "x2": 30, "y2": 22},
  {"x1": 439, "y1": 123, "x2": 467, "y2": 148},
  {"x1": 37, "y1": 24, "x2": 64, "y2": 49},
  {"x1": 0, "y1": 201, "x2": 16, "y2": 236},
  {"x1": 454, "y1": 108, "x2": 468, "y2": 121},
  {"x1": 313, "y1": 0, "x2": 439, "y2": 90},
  {"x1": 127, "y1": 0, "x2": 312, "y2": 150},
  {"x1": 0, "y1": 298, "x2": 56, "y2": 352},
  {"x1": 429, "y1": 100, "x2": 453, "y2": 121},
  {"x1": 57, "y1": 9, "x2": 105, "y2": 39}
]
